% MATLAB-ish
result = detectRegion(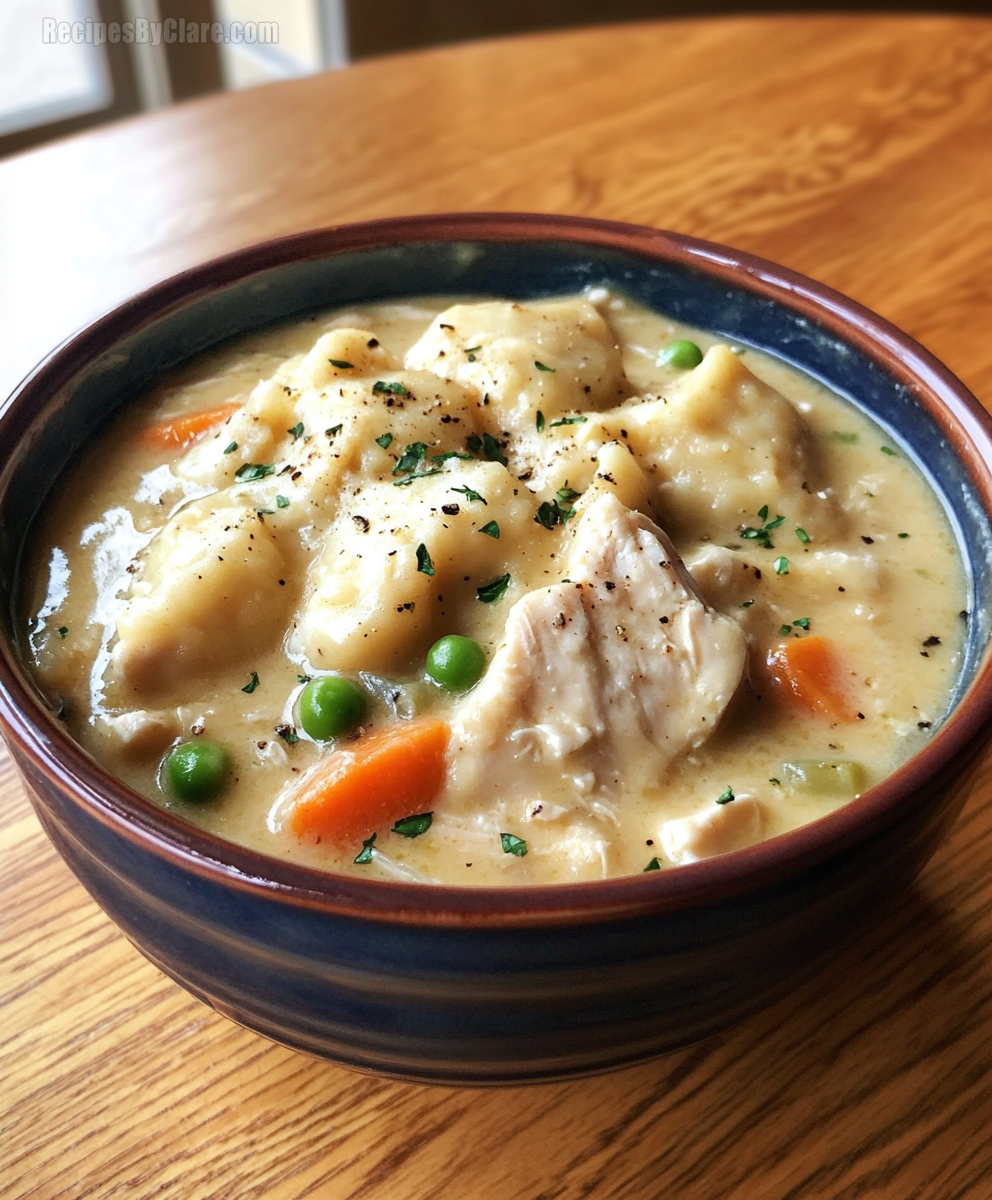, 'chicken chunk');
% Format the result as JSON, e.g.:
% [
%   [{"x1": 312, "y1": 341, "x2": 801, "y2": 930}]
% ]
[
  {"x1": 660, "y1": 796, "x2": 768, "y2": 865},
  {"x1": 95, "y1": 708, "x2": 180, "y2": 763},
  {"x1": 447, "y1": 493, "x2": 747, "y2": 813}
]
